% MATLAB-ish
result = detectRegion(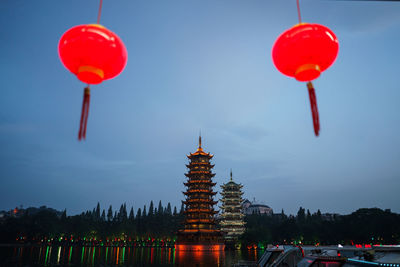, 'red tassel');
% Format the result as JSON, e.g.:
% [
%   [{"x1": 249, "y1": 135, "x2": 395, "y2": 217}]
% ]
[
  {"x1": 78, "y1": 86, "x2": 91, "y2": 141},
  {"x1": 307, "y1": 82, "x2": 320, "y2": 136}
]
